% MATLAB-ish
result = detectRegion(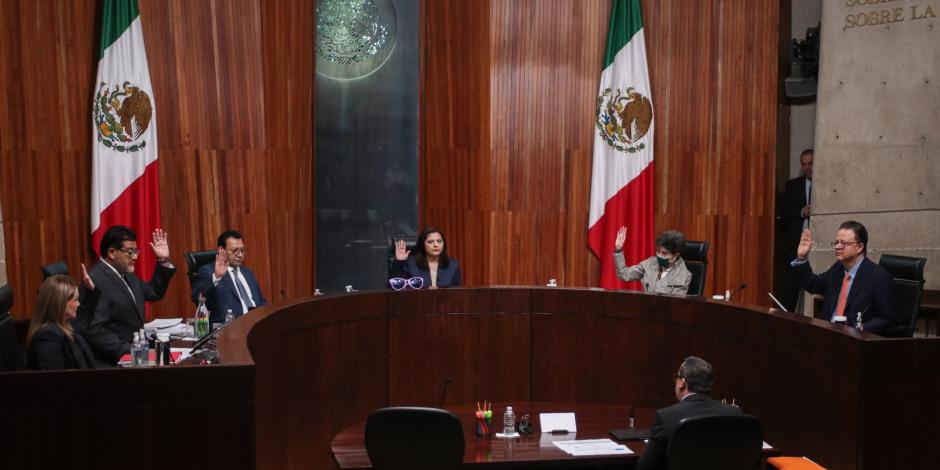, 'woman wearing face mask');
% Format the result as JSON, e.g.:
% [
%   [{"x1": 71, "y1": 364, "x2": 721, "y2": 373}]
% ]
[
  {"x1": 26, "y1": 268, "x2": 99, "y2": 370},
  {"x1": 613, "y1": 227, "x2": 692, "y2": 295},
  {"x1": 390, "y1": 226, "x2": 461, "y2": 289}
]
